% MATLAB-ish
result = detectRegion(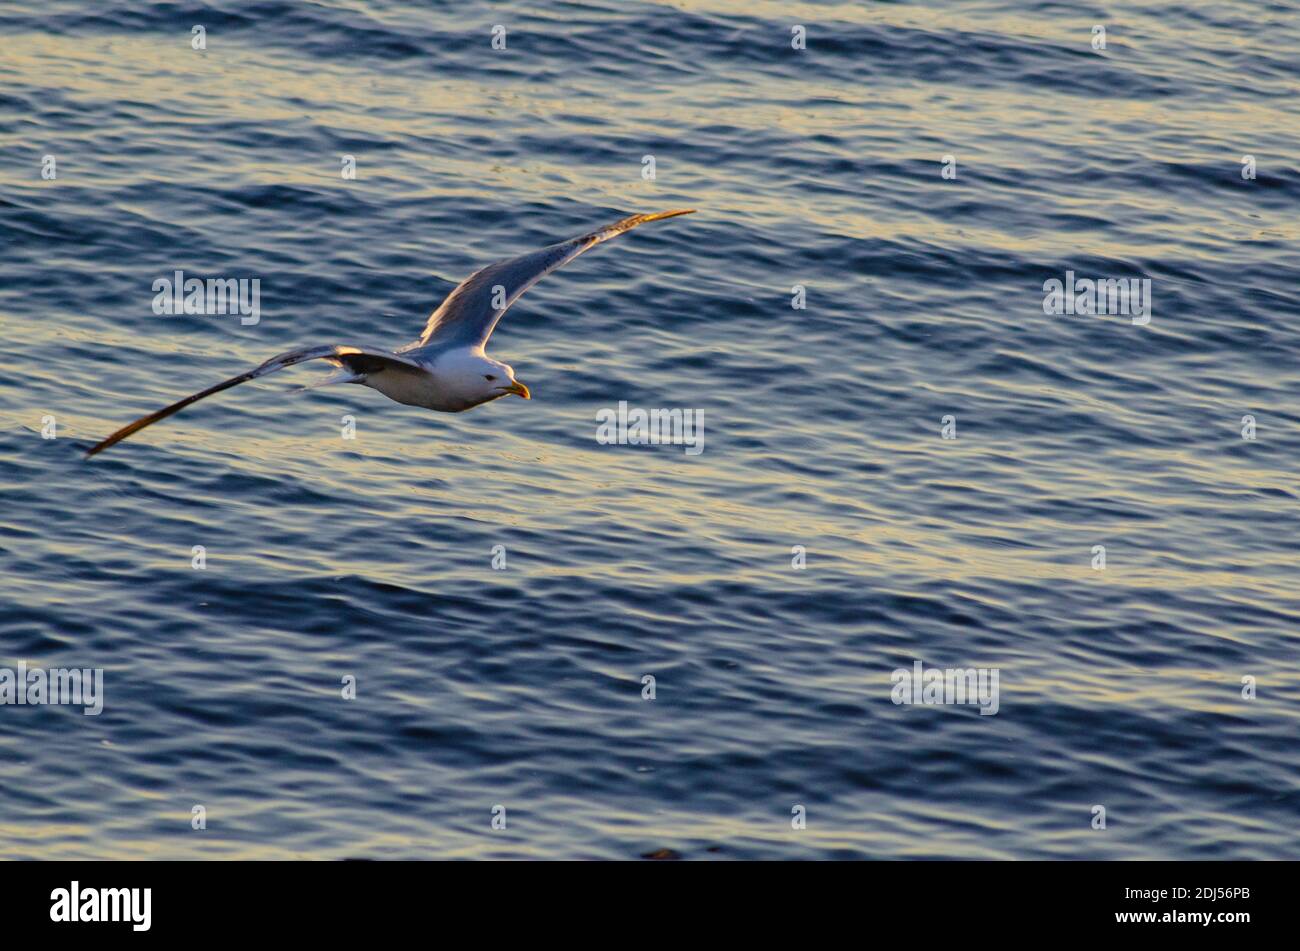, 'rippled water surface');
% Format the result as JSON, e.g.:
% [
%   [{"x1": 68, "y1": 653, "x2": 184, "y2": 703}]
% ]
[{"x1": 1, "y1": 0, "x2": 1298, "y2": 859}]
